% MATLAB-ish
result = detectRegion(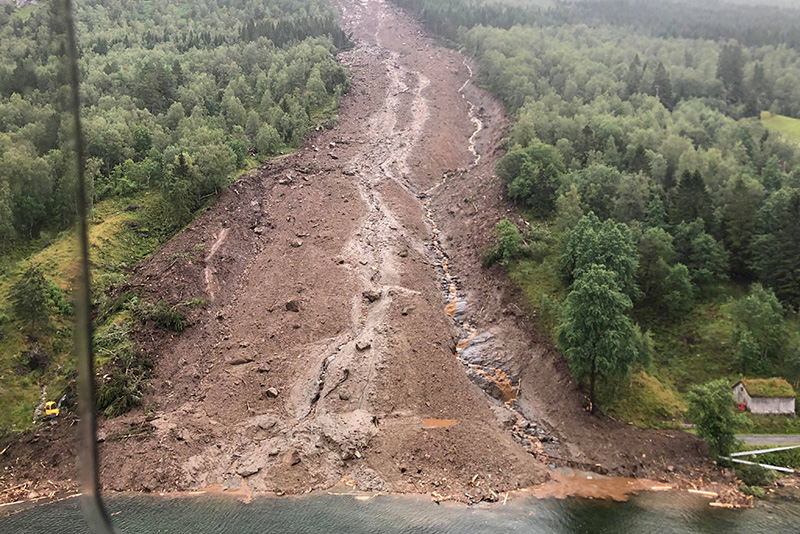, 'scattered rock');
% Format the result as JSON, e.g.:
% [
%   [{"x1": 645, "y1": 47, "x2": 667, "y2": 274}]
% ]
[
  {"x1": 252, "y1": 415, "x2": 278, "y2": 431},
  {"x1": 356, "y1": 340, "x2": 372, "y2": 351},
  {"x1": 328, "y1": 152, "x2": 339, "y2": 160},
  {"x1": 398, "y1": 250, "x2": 408, "y2": 258},
  {"x1": 362, "y1": 289, "x2": 382, "y2": 302},
  {"x1": 349, "y1": 465, "x2": 386, "y2": 492},
  {"x1": 265, "y1": 387, "x2": 280, "y2": 398},
  {"x1": 285, "y1": 300, "x2": 300, "y2": 312},
  {"x1": 254, "y1": 227, "x2": 266, "y2": 235},
  {"x1": 290, "y1": 239, "x2": 303, "y2": 248},
  {"x1": 343, "y1": 169, "x2": 357, "y2": 176},
  {"x1": 228, "y1": 357, "x2": 254, "y2": 366},
  {"x1": 488, "y1": 401, "x2": 516, "y2": 430},
  {"x1": 289, "y1": 449, "x2": 302, "y2": 466},
  {"x1": 257, "y1": 365, "x2": 271, "y2": 373},
  {"x1": 236, "y1": 457, "x2": 262, "y2": 477}
]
